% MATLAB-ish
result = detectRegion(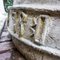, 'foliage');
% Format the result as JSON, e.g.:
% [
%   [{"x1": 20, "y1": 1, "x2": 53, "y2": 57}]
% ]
[{"x1": 3, "y1": 0, "x2": 13, "y2": 12}]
